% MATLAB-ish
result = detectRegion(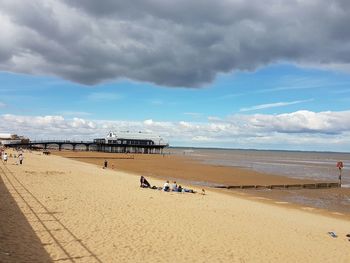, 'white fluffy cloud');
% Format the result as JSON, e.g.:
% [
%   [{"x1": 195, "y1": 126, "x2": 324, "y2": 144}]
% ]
[
  {"x1": 1, "y1": 0, "x2": 350, "y2": 87},
  {"x1": 1, "y1": 110, "x2": 350, "y2": 151},
  {"x1": 228, "y1": 110, "x2": 350, "y2": 135}
]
